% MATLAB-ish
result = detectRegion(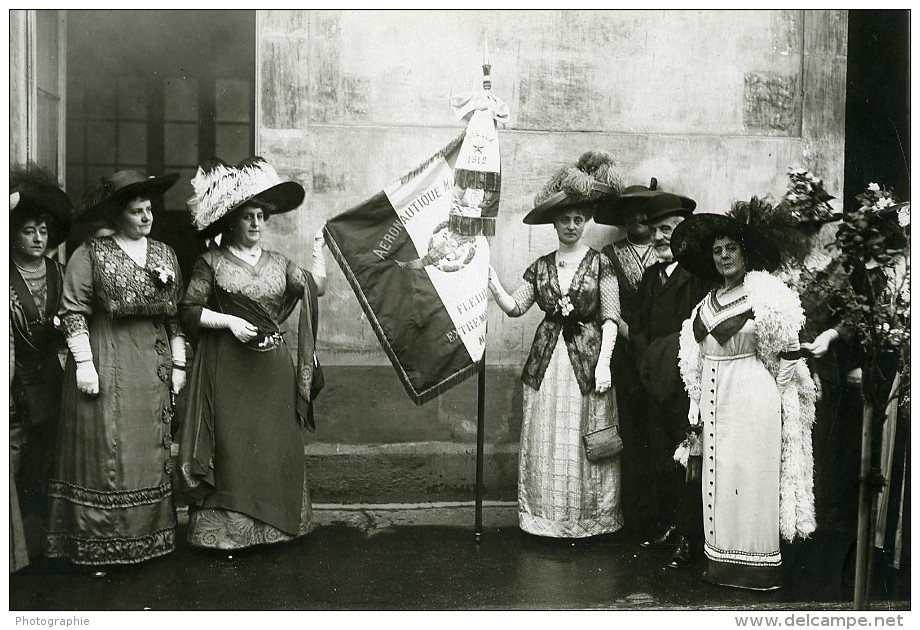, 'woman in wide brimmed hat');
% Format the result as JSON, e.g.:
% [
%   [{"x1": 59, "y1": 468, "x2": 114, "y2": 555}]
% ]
[
  {"x1": 46, "y1": 169, "x2": 185, "y2": 573},
  {"x1": 671, "y1": 197, "x2": 816, "y2": 591},
  {"x1": 9, "y1": 164, "x2": 74, "y2": 572},
  {"x1": 488, "y1": 149, "x2": 626, "y2": 538},
  {"x1": 177, "y1": 156, "x2": 325, "y2": 550},
  {"x1": 594, "y1": 178, "x2": 679, "y2": 532}
]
